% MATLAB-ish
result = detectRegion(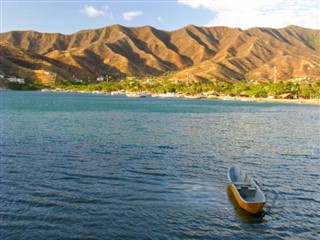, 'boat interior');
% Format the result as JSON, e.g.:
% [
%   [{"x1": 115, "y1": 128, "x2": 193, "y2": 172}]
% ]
[
  {"x1": 229, "y1": 166, "x2": 265, "y2": 202},
  {"x1": 234, "y1": 183, "x2": 257, "y2": 201}
]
